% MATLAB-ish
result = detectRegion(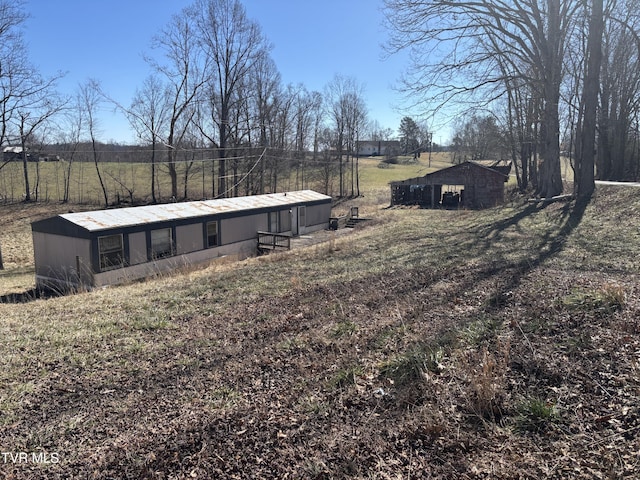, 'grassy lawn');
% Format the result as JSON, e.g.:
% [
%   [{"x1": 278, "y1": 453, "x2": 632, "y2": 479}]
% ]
[
  {"x1": 0, "y1": 152, "x2": 458, "y2": 205},
  {"x1": 0, "y1": 156, "x2": 639, "y2": 478}
]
